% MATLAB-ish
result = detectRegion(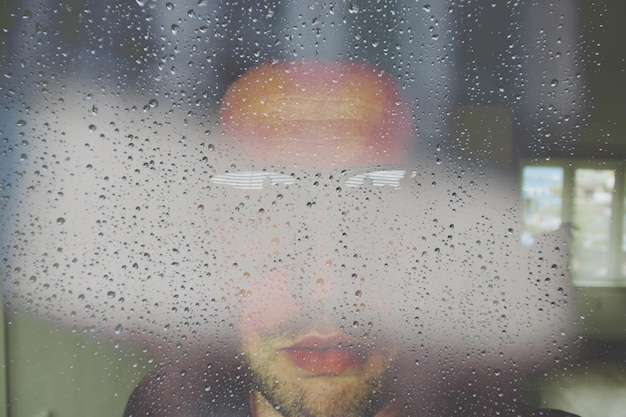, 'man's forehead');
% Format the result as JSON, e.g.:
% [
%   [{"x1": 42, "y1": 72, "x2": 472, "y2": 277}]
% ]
[{"x1": 218, "y1": 60, "x2": 416, "y2": 169}]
